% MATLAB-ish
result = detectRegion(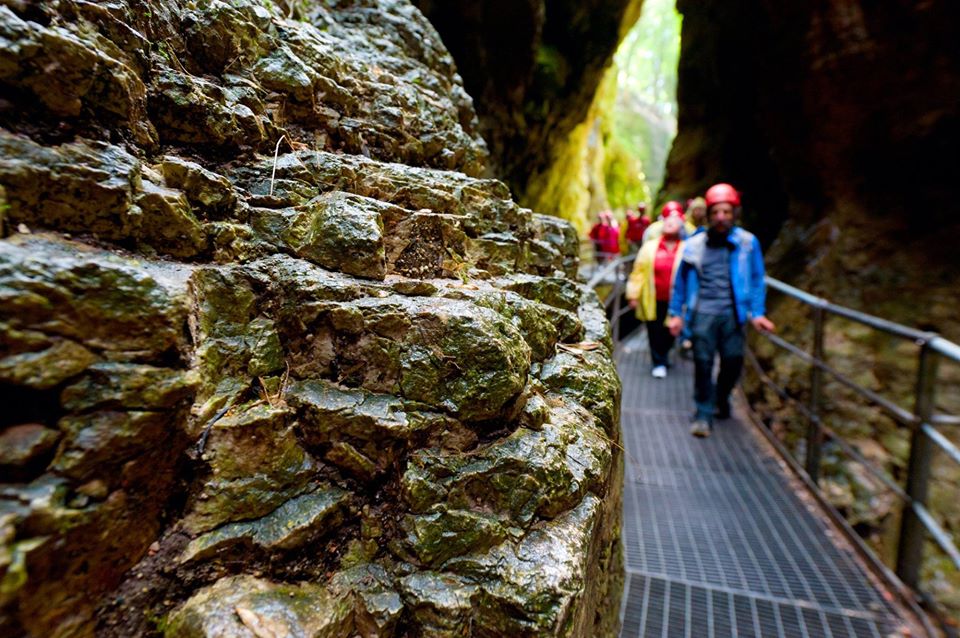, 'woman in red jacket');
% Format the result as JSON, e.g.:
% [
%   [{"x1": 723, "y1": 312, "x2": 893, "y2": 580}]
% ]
[{"x1": 589, "y1": 211, "x2": 621, "y2": 262}]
